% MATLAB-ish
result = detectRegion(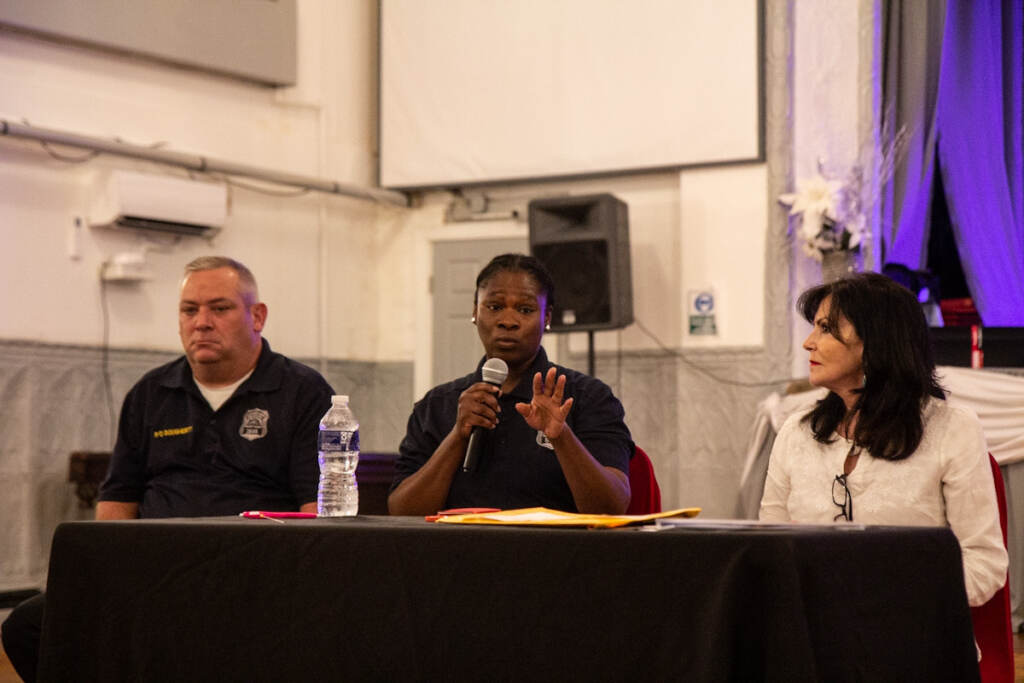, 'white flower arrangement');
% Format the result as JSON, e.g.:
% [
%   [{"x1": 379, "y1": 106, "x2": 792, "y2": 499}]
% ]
[
  {"x1": 778, "y1": 167, "x2": 865, "y2": 263},
  {"x1": 781, "y1": 124, "x2": 908, "y2": 265}
]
